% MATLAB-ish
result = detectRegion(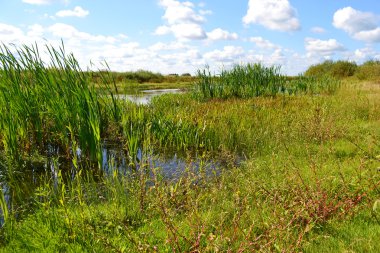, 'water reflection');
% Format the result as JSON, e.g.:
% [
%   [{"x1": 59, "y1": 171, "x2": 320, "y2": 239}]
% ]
[
  {"x1": 0, "y1": 142, "x2": 221, "y2": 225},
  {"x1": 116, "y1": 89, "x2": 183, "y2": 105}
]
